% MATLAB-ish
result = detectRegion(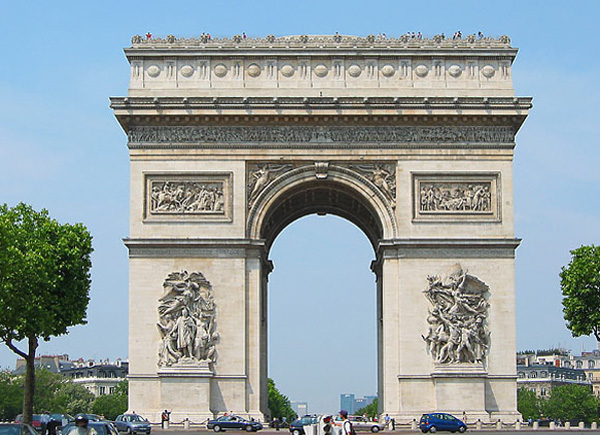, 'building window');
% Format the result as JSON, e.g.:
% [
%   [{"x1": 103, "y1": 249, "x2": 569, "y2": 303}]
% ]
[
  {"x1": 99, "y1": 386, "x2": 106, "y2": 395},
  {"x1": 541, "y1": 387, "x2": 547, "y2": 396},
  {"x1": 518, "y1": 372, "x2": 525, "y2": 378},
  {"x1": 589, "y1": 360, "x2": 595, "y2": 369},
  {"x1": 590, "y1": 373, "x2": 594, "y2": 380},
  {"x1": 530, "y1": 372, "x2": 537, "y2": 378},
  {"x1": 109, "y1": 387, "x2": 115, "y2": 394},
  {"x1": 577, "y1": 360, "x2": 583, "y2": 369},
  {"x1": 540, "y1": 371, "x2": 548, "y2": 378}
]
